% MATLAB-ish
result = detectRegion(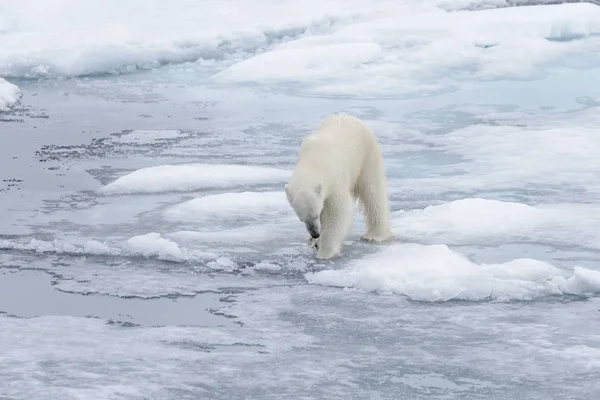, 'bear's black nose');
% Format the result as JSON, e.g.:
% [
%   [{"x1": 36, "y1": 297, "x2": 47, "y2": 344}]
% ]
[{"x1": 307, "y1": 224, "x2": 320, "y2": 239}]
